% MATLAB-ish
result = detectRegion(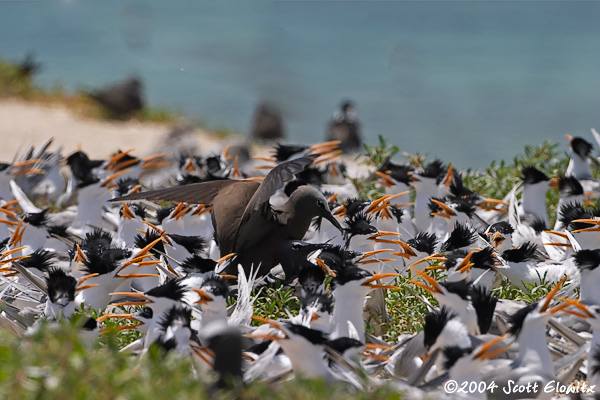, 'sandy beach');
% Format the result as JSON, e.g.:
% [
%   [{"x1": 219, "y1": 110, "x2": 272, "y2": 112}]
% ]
[{"x1": 0, "y1": 98, "x2": 229, "y2": 161}]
